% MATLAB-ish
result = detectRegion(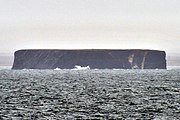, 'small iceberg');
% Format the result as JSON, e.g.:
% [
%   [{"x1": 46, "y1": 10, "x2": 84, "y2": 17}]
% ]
[{"x1": 72, "y1": 65, "x2": 90, "y2": 70}]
